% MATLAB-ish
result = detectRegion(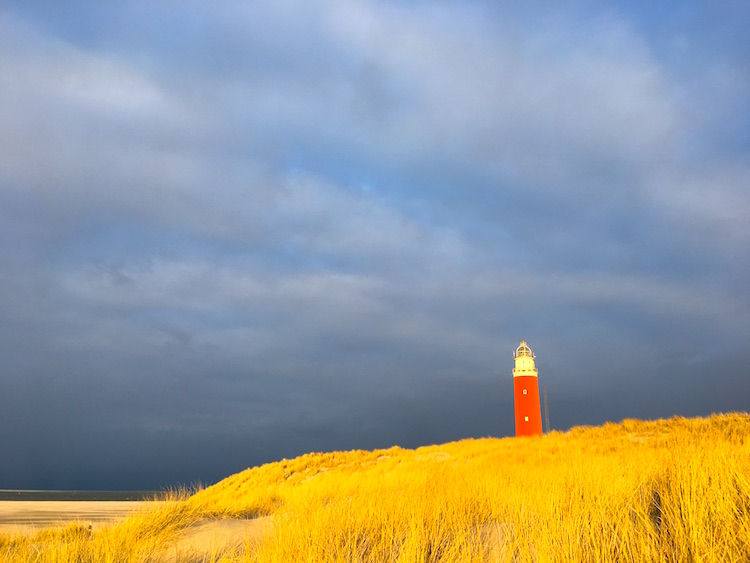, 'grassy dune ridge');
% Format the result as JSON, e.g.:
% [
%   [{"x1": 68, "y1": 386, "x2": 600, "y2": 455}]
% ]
[{"x1": 2, "y1": 413, "x2": 749, "y2": 561}]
